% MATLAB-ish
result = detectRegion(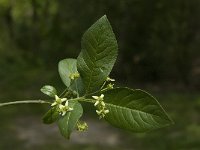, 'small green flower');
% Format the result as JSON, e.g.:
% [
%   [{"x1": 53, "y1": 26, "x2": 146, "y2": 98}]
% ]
[
  {"x1": 96, "y1": 108, "x2": 109, "y2": 119},
  {"x1": 69, "y1": 72, "x2": 80, "y2": 80},
  {"x1": 59, "y1": 100, "x2": 73, "y2": 116},
  {"x1": 51, "y1": 95, "x2": 67, "y2": 107},
  {"x1": 106, "y1": 77, "x2": 115, "y2": 82},
  {"x1": 92, "y1": 94, "x2": 104, "y2": 106},
  {"x1": 74, "y1": 72, "x2": 80, "y2": 78},
  {"x1": 92, "y1": 94, "x2": 109, "y2": 119},
  {"x1": 77, "y1": 121, "x2": 88, "y2": 132},
  {"x1": 107, "y1": 83, "x2": 114, "y2": 89}
]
